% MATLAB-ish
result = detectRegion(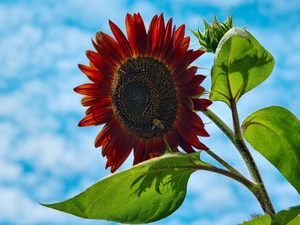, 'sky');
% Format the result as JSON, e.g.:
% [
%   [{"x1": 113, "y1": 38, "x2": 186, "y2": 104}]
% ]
[{"x1": 1, "y1": 0, "x2": 300, "y2": 225}]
